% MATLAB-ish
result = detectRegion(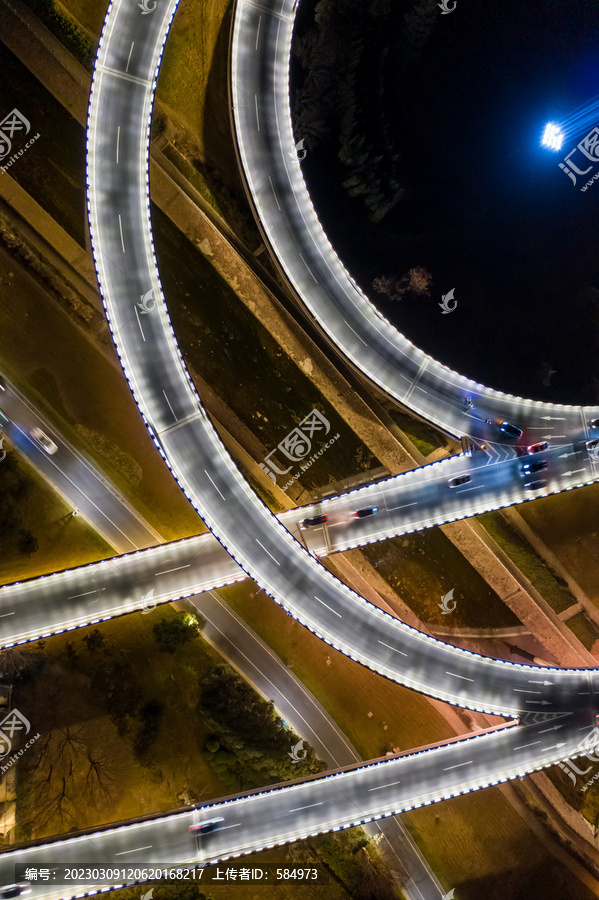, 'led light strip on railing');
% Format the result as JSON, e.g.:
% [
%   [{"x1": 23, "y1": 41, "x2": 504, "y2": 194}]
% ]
[{"x1": 84, "y1": 0, "x2": 595, "y2": 727}]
